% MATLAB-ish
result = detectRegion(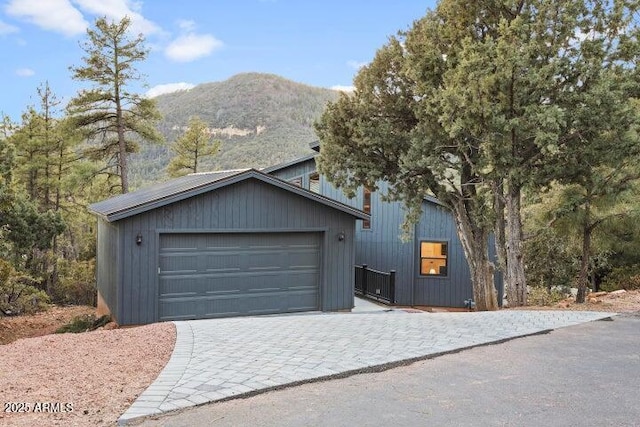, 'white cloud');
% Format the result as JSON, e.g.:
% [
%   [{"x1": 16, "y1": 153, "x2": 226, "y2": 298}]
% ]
[
  {"x1": 5, "y1": 0, "x2": 161, "y2": 37},
  {"x1": 0, "y1": 19, "x2": 19, "y2": 35},
  {"x1": 16, "y1": 68, "x2": 35, "y2": 77},
  {"x1": 5, "y1": 0, "x2": 88, "y2": 36},
  {"x1": 165, "y1": 33, "x2": 223, "y2": 62},
  {"x1": 146, "y1": 82, "x2": 195, "y2": 98},
  {"x1": 72, "y1": 0, "x2": 161, "y2": 35},
  {"x1": 331, "y1": 85, "x2": 355, "y2": 93},
  {"x1": 347, "y1": 60, "x2": 367, "y2": 70},
  {"x1": 177, "y1": 19, "x2": 196, "y2": 32}
]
